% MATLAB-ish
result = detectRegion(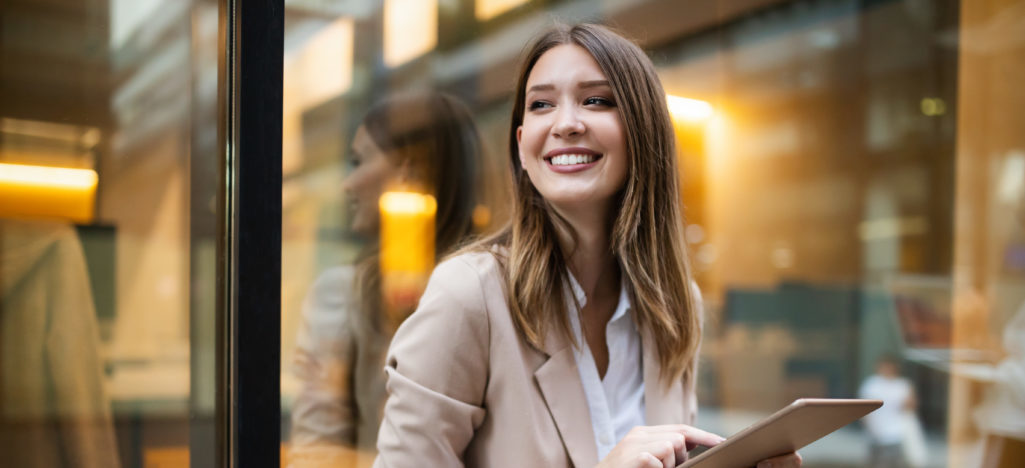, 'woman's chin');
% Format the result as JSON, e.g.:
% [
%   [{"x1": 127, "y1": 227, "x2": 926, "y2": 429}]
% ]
[{"x1": 543, "y1": 191, "x2": 614, "y2": 211}]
